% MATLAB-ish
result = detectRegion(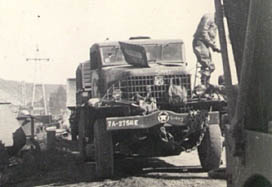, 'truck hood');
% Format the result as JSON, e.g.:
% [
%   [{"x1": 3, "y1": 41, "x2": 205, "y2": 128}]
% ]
[{"x1": 101, "y1": 63, "x2": 190, "y2": 87}]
